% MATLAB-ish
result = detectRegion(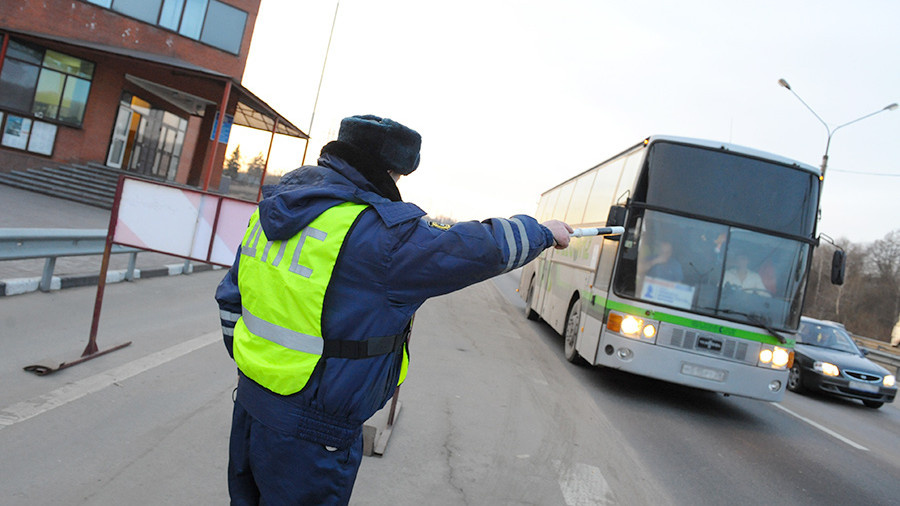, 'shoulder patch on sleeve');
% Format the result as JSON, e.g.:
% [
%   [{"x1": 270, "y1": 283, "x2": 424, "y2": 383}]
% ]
[{"x1": 427, "y1": 221, "x2": 452, "y2": 231}]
